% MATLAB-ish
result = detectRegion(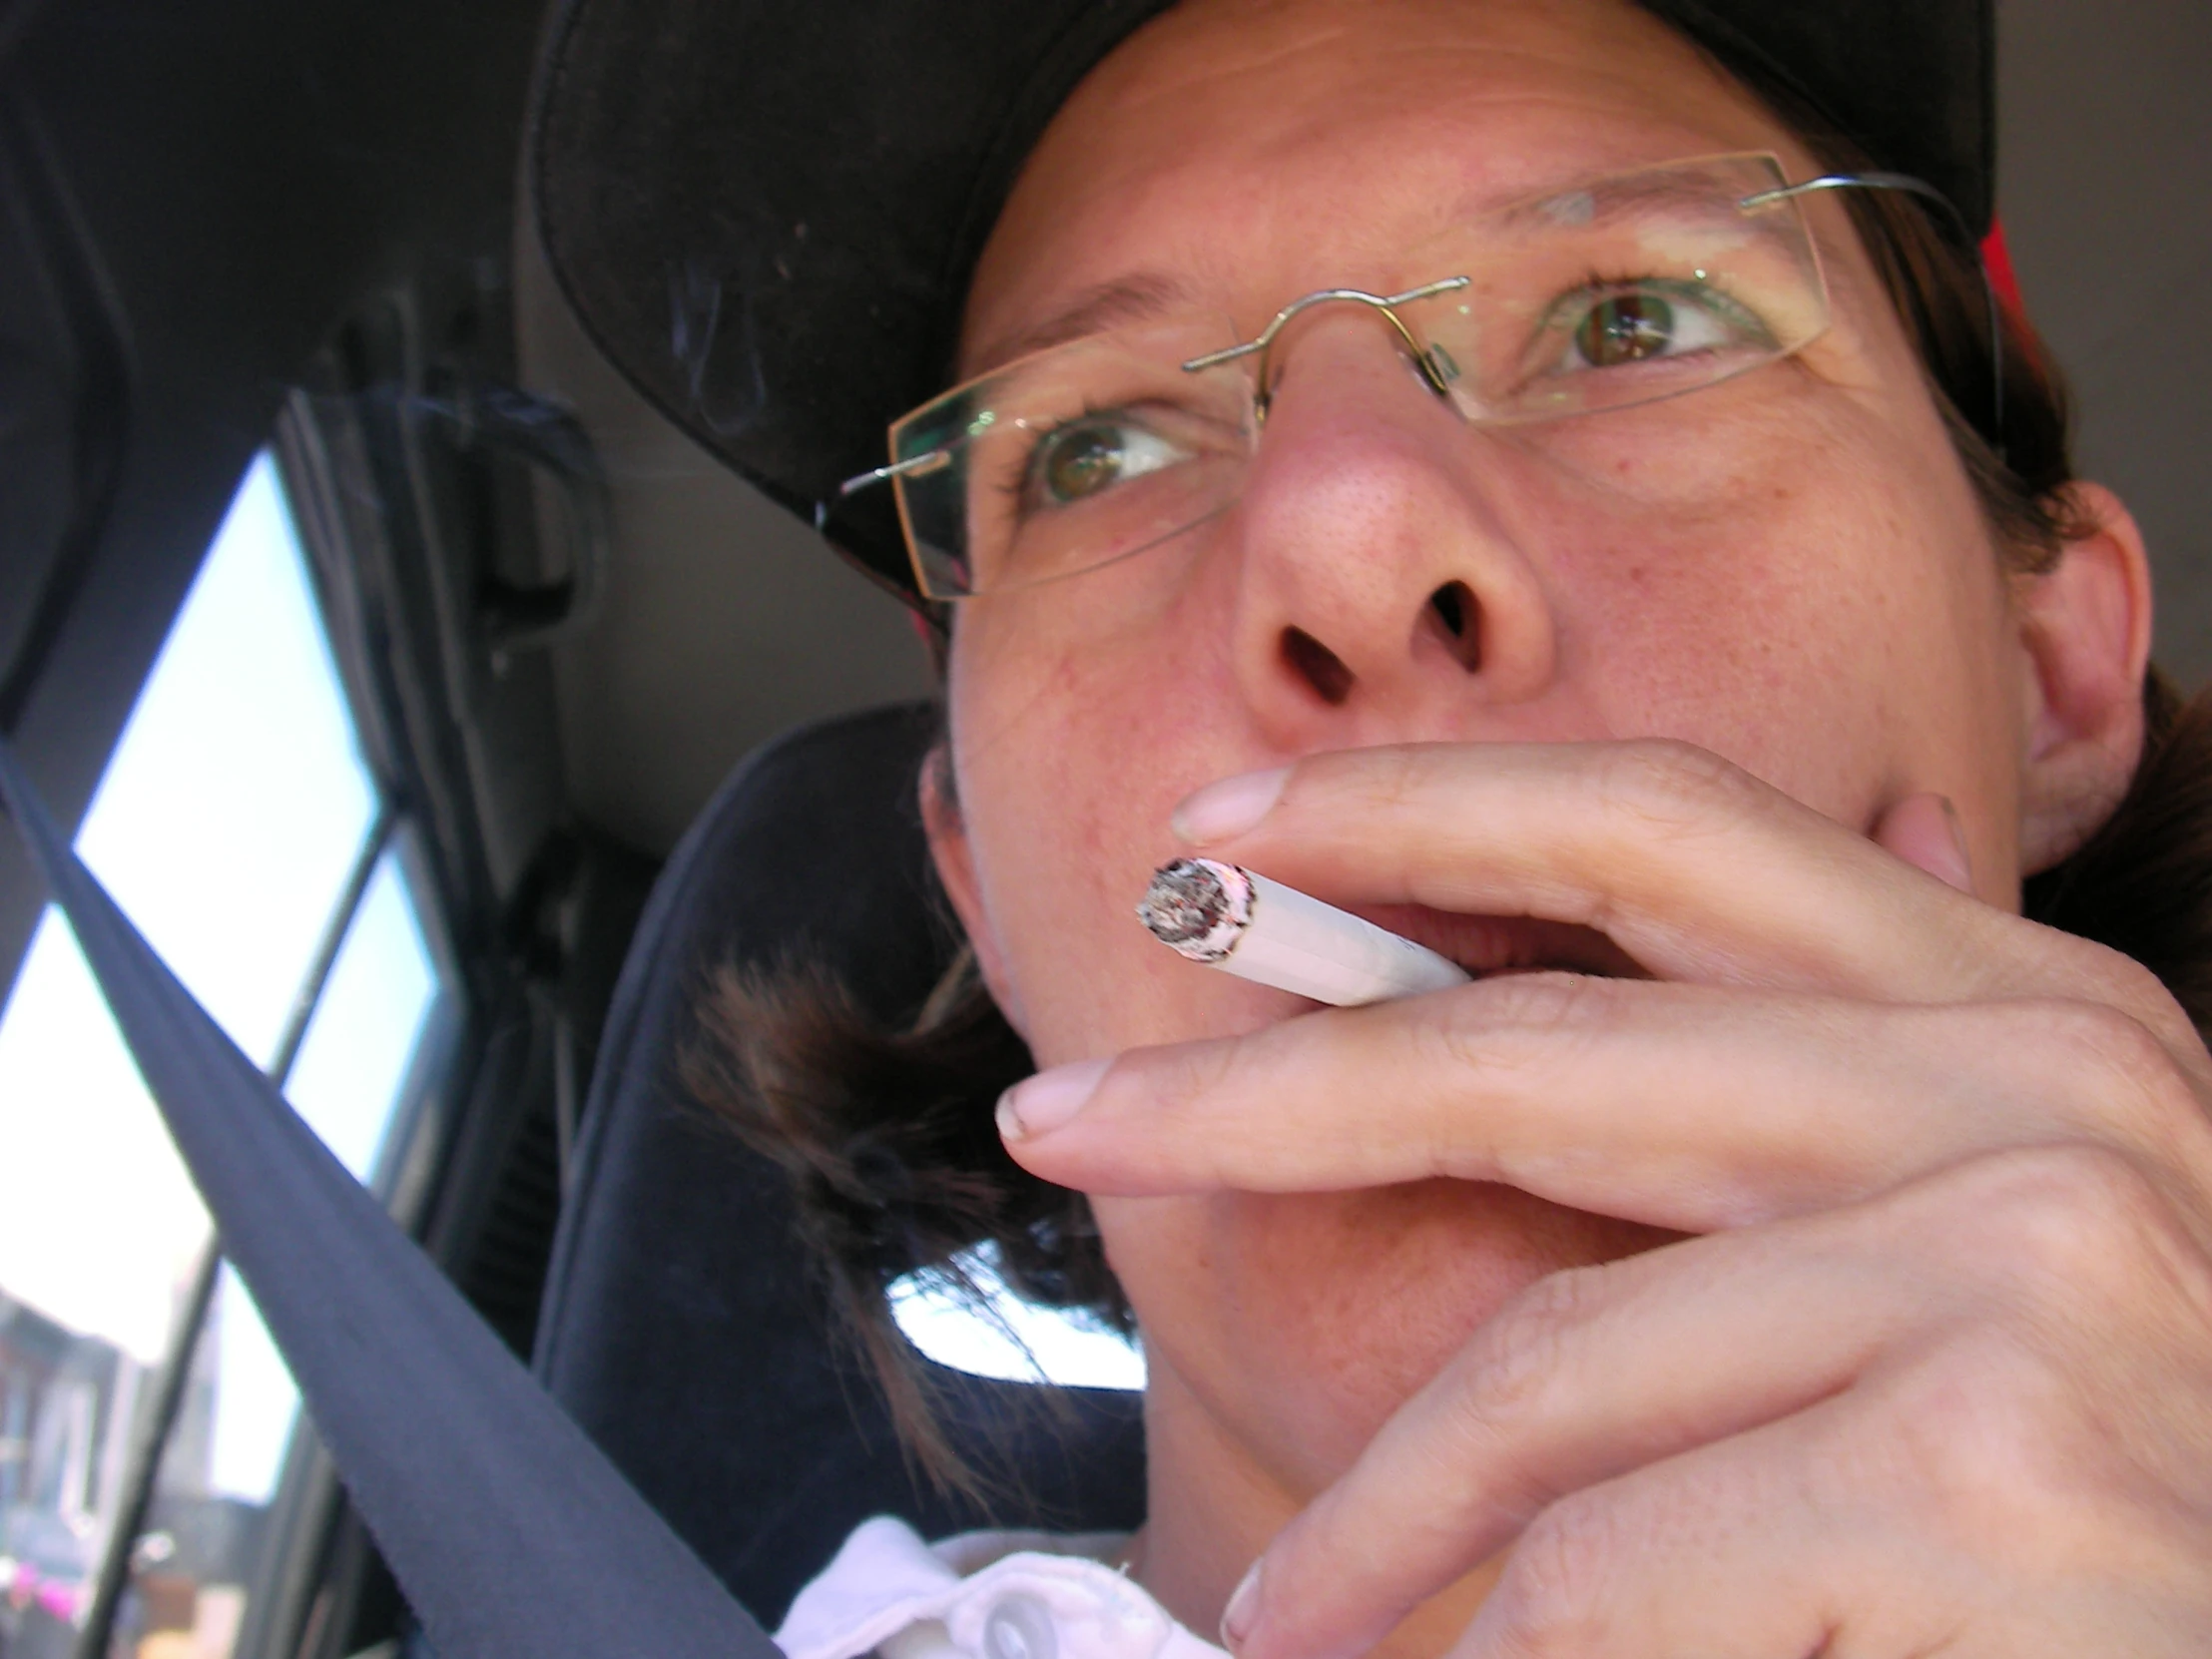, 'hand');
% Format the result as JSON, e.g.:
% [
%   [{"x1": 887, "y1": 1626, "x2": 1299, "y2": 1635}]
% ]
[{"x1": 997, "y1": 741, "x2": 2212, "y2": 1658}]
